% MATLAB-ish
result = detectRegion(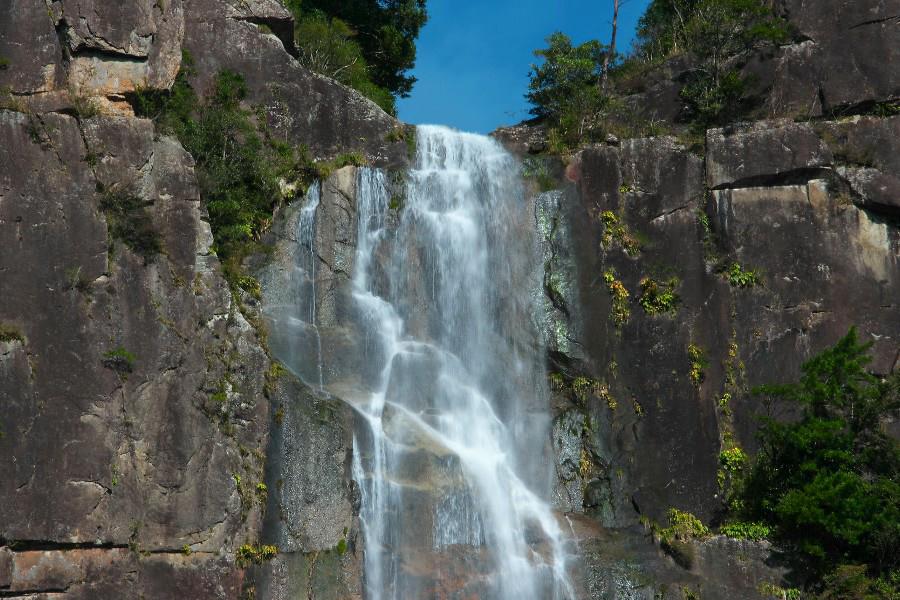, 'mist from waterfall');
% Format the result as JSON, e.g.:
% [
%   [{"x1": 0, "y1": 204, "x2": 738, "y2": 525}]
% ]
[{"x1": 350, "y1": 126, "x2": 574, "y2": 599}]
